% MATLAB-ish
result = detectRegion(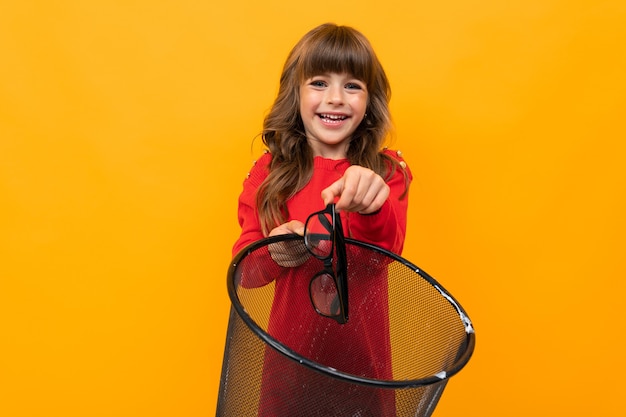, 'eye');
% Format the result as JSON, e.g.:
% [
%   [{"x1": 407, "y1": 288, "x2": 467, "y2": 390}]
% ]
[
  {"x1": 345, "y1": 82, "x2": 364, "y2": 90},
  {"x1": 309, "y1": 79, "x2": 327, "y2": 88}
]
